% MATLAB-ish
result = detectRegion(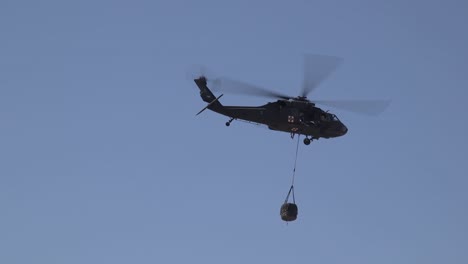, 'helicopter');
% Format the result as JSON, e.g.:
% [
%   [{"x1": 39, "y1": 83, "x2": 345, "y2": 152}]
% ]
[{"x1": 192, "y1": 54, "x2": 390, "y2": 145}]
